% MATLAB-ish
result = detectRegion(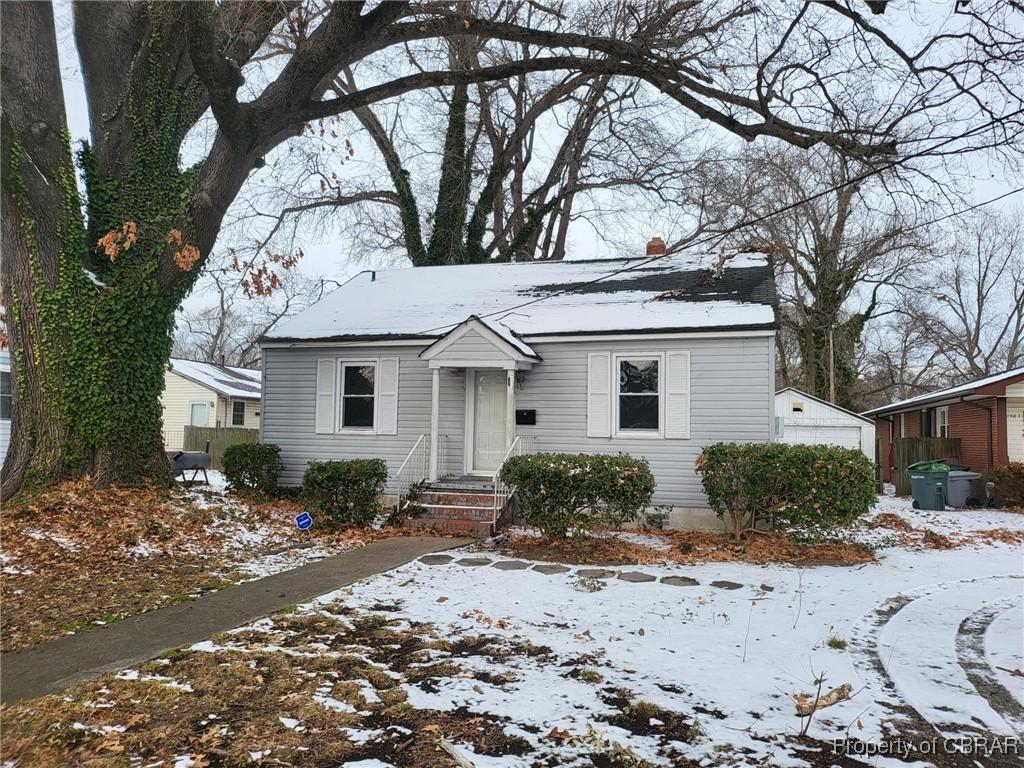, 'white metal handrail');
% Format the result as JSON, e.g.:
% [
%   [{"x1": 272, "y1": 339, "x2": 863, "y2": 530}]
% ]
[
  {"x1": 491, "y1": 435, "x2": 535, "y2": 523},
  {"x1": 394, "y1": 434, "x2": 428, "y2": 508}
]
